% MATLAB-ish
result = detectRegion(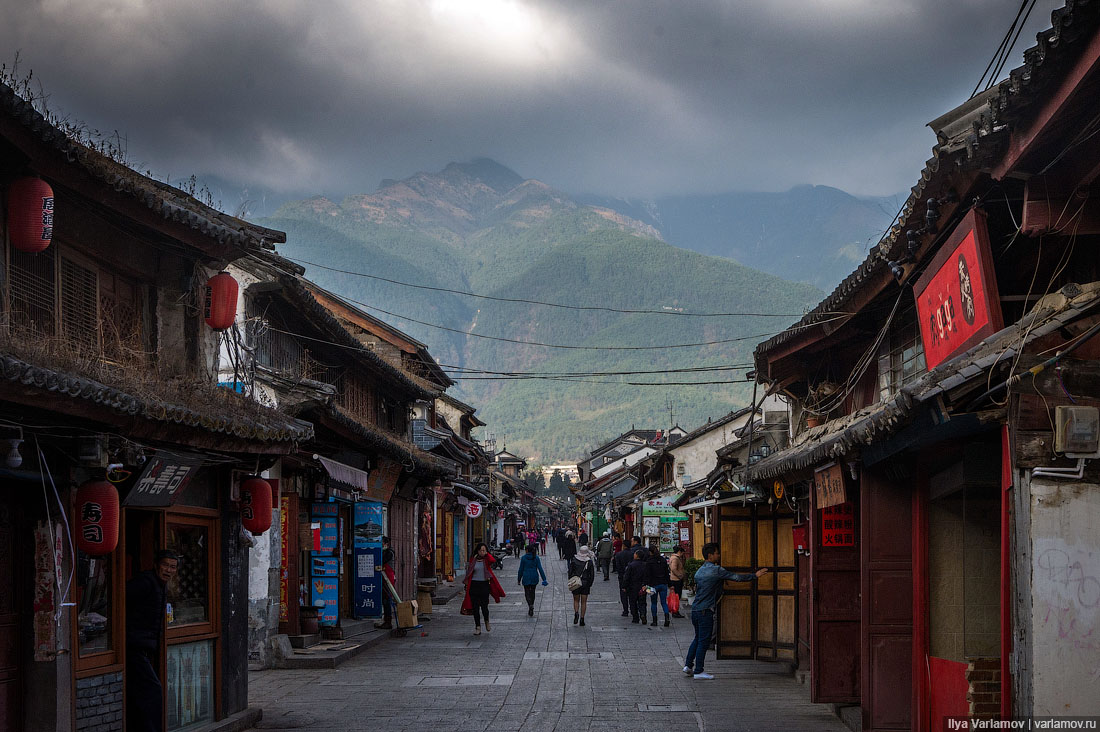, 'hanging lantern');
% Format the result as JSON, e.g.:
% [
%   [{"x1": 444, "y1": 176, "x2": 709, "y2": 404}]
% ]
[
  {"x1": 75, "y1": 480, "x2": 119, "y2": 556},
  {"x1": 7, "y1": 177, "x2": 55, "y2": 253},
  {"x1": 240, "y1": 476, "x2": 273, "y2": 535},
  {"x1": 203, "y1": 271, "x2": 238, "y2": 331}
]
